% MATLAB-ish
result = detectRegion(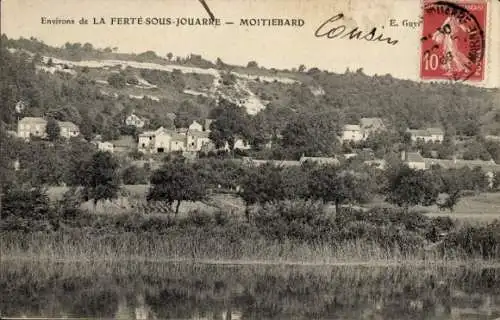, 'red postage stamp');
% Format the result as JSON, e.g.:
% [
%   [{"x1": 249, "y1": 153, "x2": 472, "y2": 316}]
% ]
[{"x1": 420, "y1": 0, "x2": 487, "y2": 82}]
